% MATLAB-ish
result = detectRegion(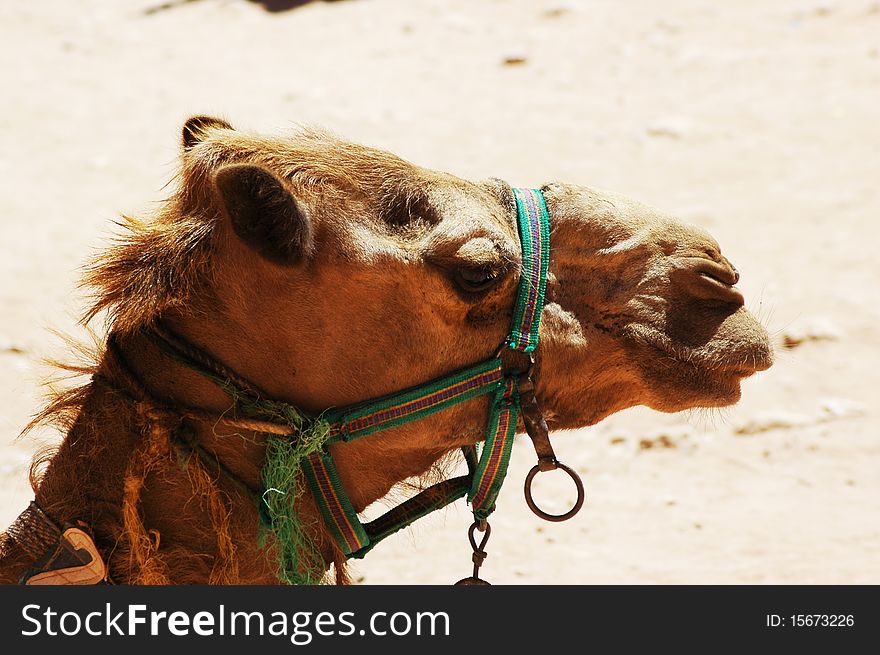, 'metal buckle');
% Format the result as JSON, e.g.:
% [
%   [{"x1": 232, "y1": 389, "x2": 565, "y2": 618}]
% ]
[{"x1": 496, "y1": 343, "x2": 534, "y2": 377}]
